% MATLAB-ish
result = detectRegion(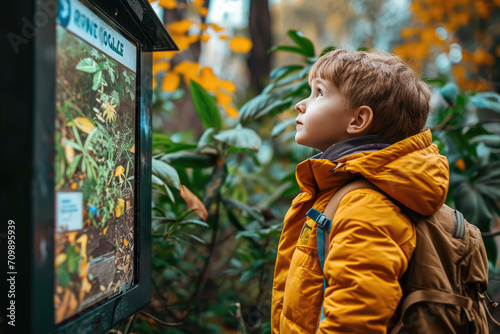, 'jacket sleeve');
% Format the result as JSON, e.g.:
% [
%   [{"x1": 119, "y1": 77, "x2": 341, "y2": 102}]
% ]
[{"x1": 317, "y1": 189, "x2": 416, "y2": 334}]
